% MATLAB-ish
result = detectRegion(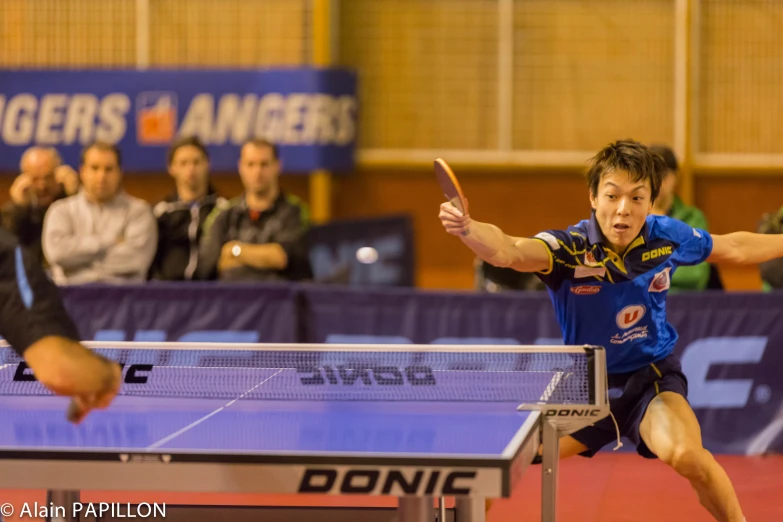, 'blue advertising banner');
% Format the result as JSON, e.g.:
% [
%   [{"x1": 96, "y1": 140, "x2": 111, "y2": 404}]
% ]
[
  {"x1": 60, "y1": 282, "x2": 300, "y2": 344},
  {"x1": 0, "y1": 68, "x2": 358, "y2": 173},
  {"x1": 53, "y1": 283, "x2": 783, "y2": 455}
]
